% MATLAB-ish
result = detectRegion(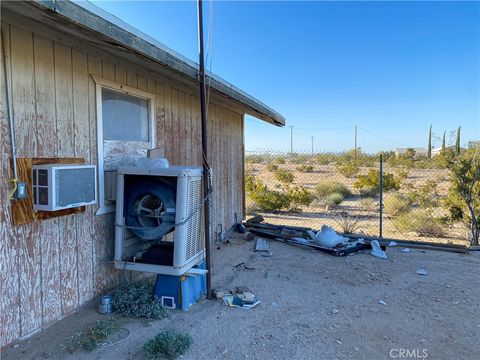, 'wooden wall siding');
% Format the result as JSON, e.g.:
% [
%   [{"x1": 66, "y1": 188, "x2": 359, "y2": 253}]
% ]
[{"x1": 0, "y1": 20, "x2": 244, "y2": 347}]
